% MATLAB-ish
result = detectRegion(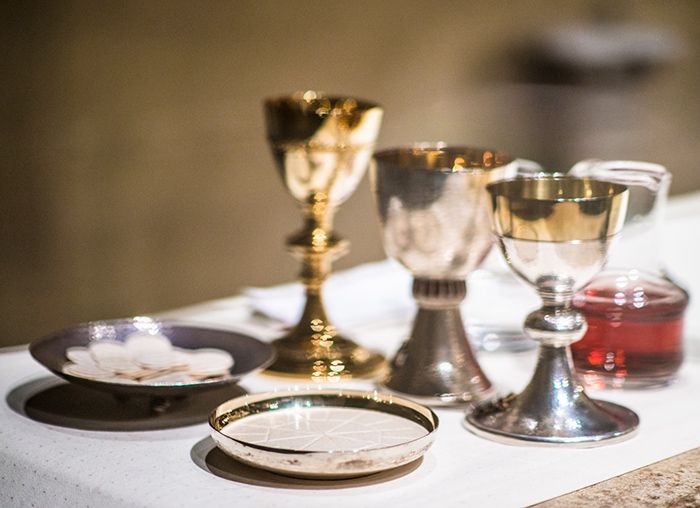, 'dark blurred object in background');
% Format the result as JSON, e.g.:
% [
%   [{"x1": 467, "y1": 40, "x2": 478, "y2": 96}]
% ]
[
  {"x1": 505, "y1": 9, "x2": 685, "y2": 171},
  {"x1": 2, "y1": 0, "x2": 699, "y2": 347}
]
